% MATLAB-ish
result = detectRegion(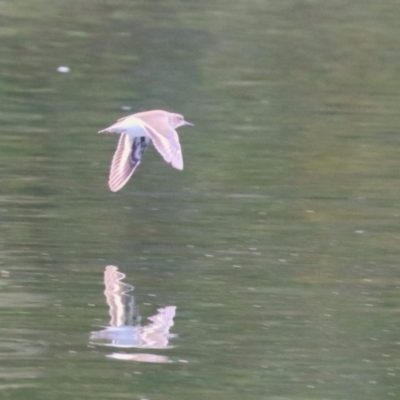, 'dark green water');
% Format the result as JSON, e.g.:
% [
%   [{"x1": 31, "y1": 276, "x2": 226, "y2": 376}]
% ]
[{"x1": 1, "y1": 1, "x2": 400, "y2": 399}]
